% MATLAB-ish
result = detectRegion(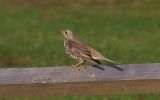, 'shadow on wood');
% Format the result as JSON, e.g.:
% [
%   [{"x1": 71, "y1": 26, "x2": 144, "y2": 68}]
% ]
[{"x1": 91, "y1": 64, "x2": 123, "y2": 71}]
